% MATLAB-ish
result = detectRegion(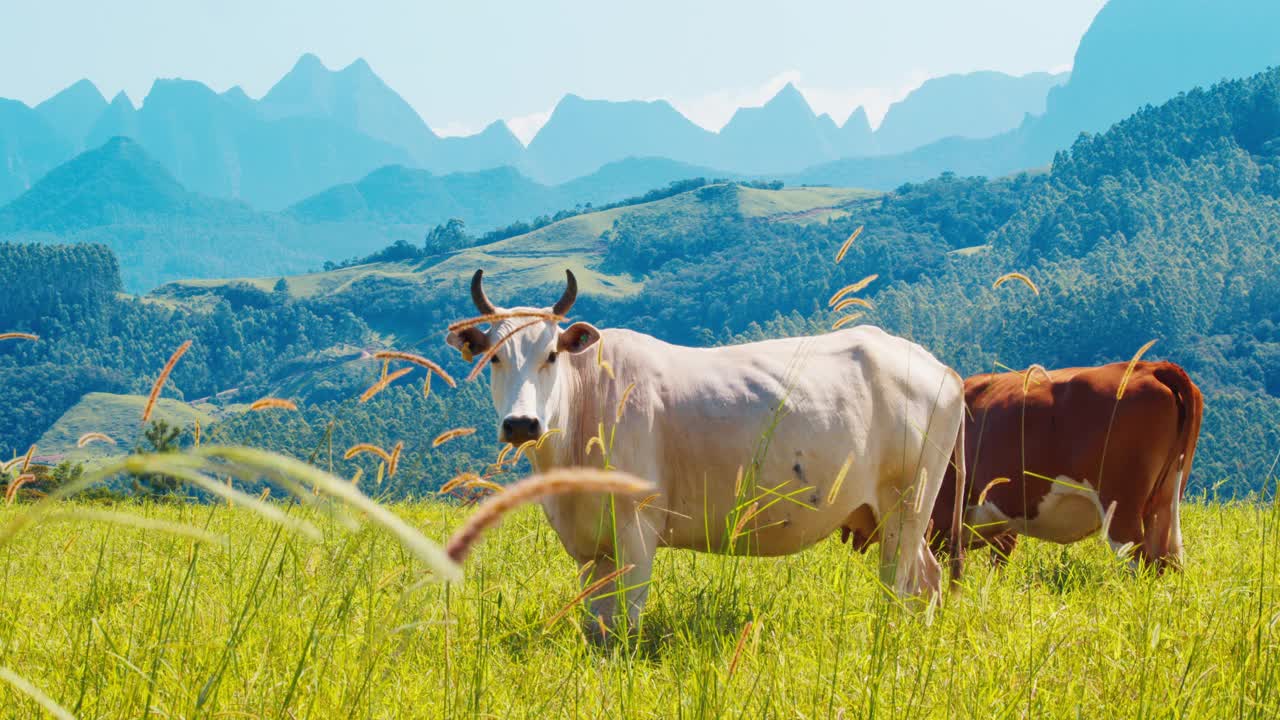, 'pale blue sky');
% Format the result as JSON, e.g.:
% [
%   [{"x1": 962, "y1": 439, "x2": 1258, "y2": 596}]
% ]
[{"x1": 0, "y1": 0, "x2": 1107, "y2": 141}]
